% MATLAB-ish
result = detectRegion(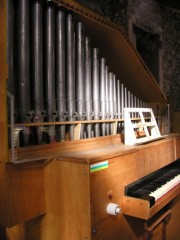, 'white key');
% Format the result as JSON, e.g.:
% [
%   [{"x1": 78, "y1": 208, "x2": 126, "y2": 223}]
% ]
[{"x1": 149, "y1": 174, "x2": 180, "y2": 201}]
